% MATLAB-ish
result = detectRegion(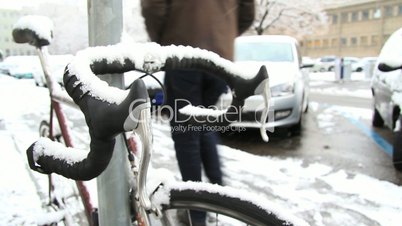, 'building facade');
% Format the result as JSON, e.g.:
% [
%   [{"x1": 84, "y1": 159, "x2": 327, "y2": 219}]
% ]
[
  {"x1": 301, "y1": 0, "x2": 402, "y2": 58},
  {"x1": 0, "y1": 7, "x2": 34, "y2": 59}
]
